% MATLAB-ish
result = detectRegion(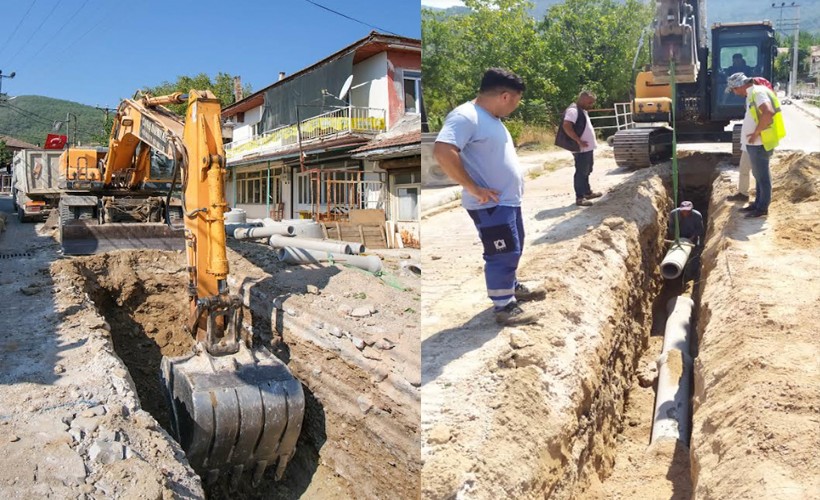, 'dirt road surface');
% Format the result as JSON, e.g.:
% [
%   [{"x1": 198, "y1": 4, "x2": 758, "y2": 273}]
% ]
[
  {"x1": 0, "y1": 193, "x2": 420, "y2": 499},
  {"x1": 421, "y1": 104, "x2": 820, "y2": 499}
]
